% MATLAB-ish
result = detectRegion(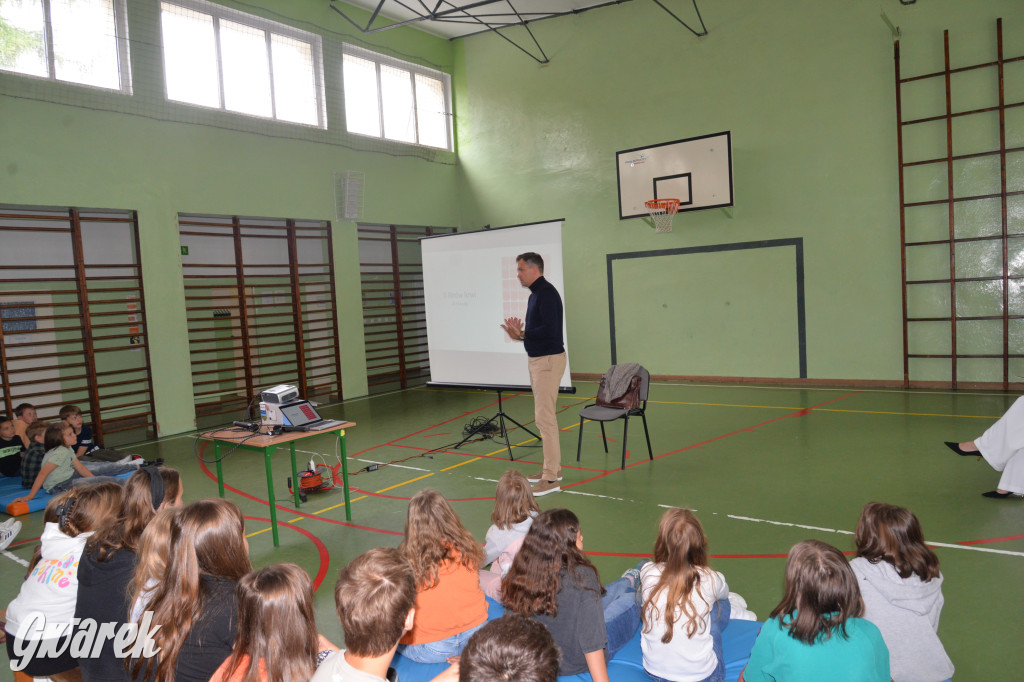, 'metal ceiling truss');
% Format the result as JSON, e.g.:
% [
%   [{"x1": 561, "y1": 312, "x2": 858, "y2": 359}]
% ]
[{"x1": 329, "y1": 0, "x2": 707, "y2": 64}]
